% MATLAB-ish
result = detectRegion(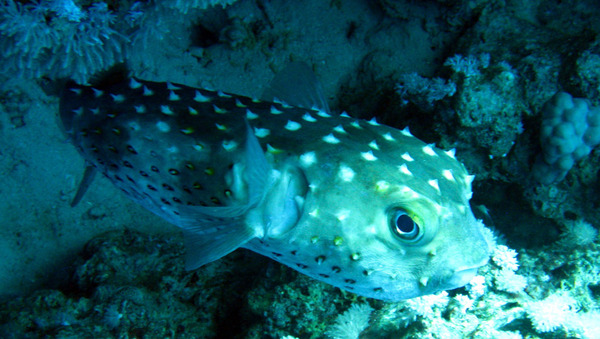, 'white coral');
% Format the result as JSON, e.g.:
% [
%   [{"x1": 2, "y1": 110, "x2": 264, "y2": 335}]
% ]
[{"x1": 326, "y1": 303, "x2": 373, "y2": 339}]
